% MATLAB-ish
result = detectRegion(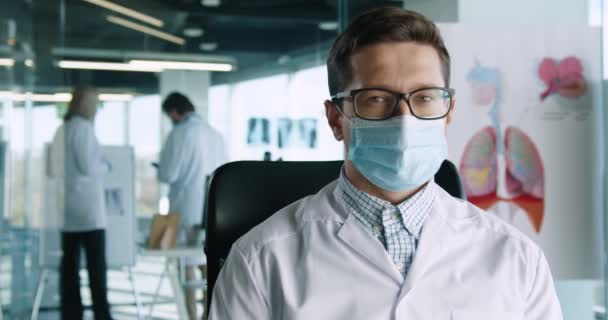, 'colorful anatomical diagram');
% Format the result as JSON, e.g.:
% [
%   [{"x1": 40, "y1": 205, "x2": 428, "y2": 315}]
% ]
[
  {"x1": 460, "y1": 62, "x2": 545, "y2": 233},
  {"x1": 538, "y1": 56, "x2": 586, "y2": 100}
]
